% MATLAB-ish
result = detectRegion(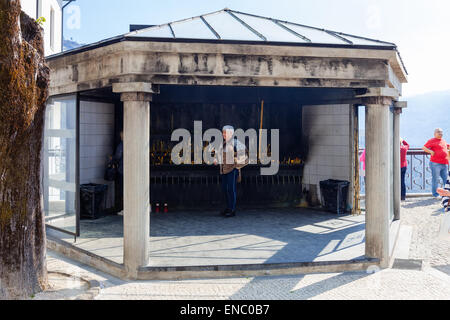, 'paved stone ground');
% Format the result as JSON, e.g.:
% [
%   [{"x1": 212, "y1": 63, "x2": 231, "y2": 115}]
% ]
[
  {"x1": 32, "y1": 272, "x2": 90, "y2": 300},
  {"x1": 401, "y1": 197, "x2": 450, "y2": 269},
  {"x1": 49, "y1": 208, "x2": 366, "y2": 266},
  {"x1": 38, "y1": 197, "x2": 450, "y2": 300}
]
